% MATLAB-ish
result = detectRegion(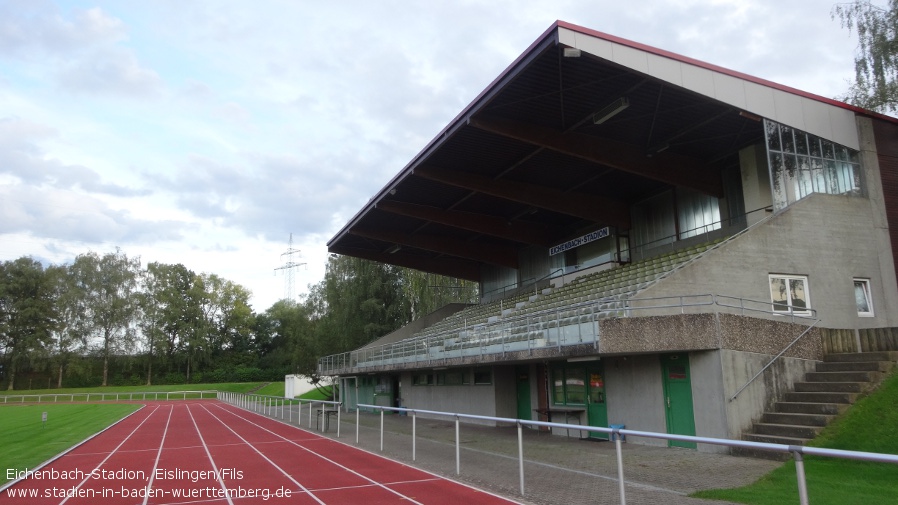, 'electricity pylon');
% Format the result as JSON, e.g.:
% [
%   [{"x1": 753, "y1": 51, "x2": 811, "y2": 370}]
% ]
[{"x1": 274, "y1": 233, "x2": 306, "y2": 301}]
